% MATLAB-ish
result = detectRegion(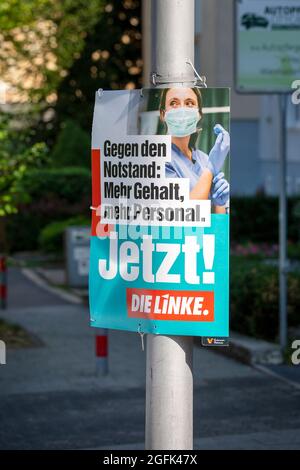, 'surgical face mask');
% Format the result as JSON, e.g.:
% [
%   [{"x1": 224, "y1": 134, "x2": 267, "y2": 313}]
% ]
[{"x1": 165, "y1": 107, "x2": 200, "y2": 137}]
